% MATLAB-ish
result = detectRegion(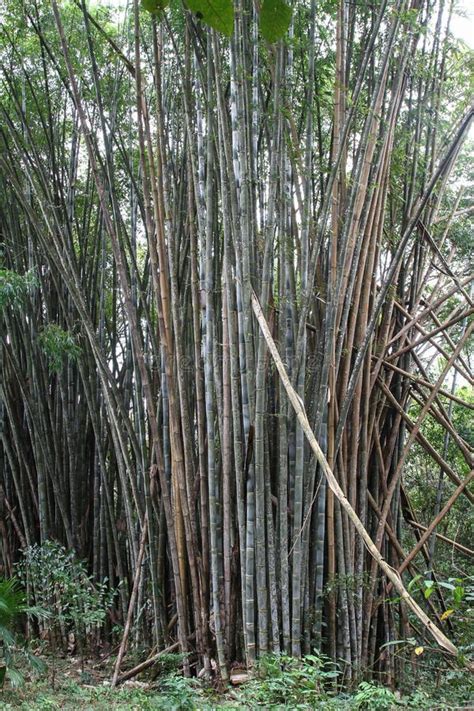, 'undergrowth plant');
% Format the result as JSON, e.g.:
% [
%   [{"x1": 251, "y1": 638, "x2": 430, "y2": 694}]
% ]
[
  {"x1": 153, "y1": 672, "x2": 201, "y2": 710},
  {"x1": 16, "y1": 542, "x2": 116, "y2": 659},
  {"x1": 234, "y1": 652, "x2": 340, "y2": 708},
  {"x1": 0, "y1": 578, "x2": 46, "y2": 688},
  {"x1": 353, "y1": 681, "x2": 399, "y2": 710}
]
